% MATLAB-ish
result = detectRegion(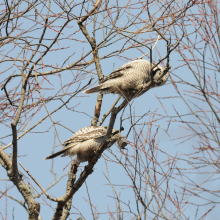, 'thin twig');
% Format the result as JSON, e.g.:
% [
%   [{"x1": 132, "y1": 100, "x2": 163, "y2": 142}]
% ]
[
  {"x1": 98, "y1": 96, "x2": 121, "y2": 126},
  {"x1": 19, "y1": 163, "x2": 57, "y2": 202}
]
